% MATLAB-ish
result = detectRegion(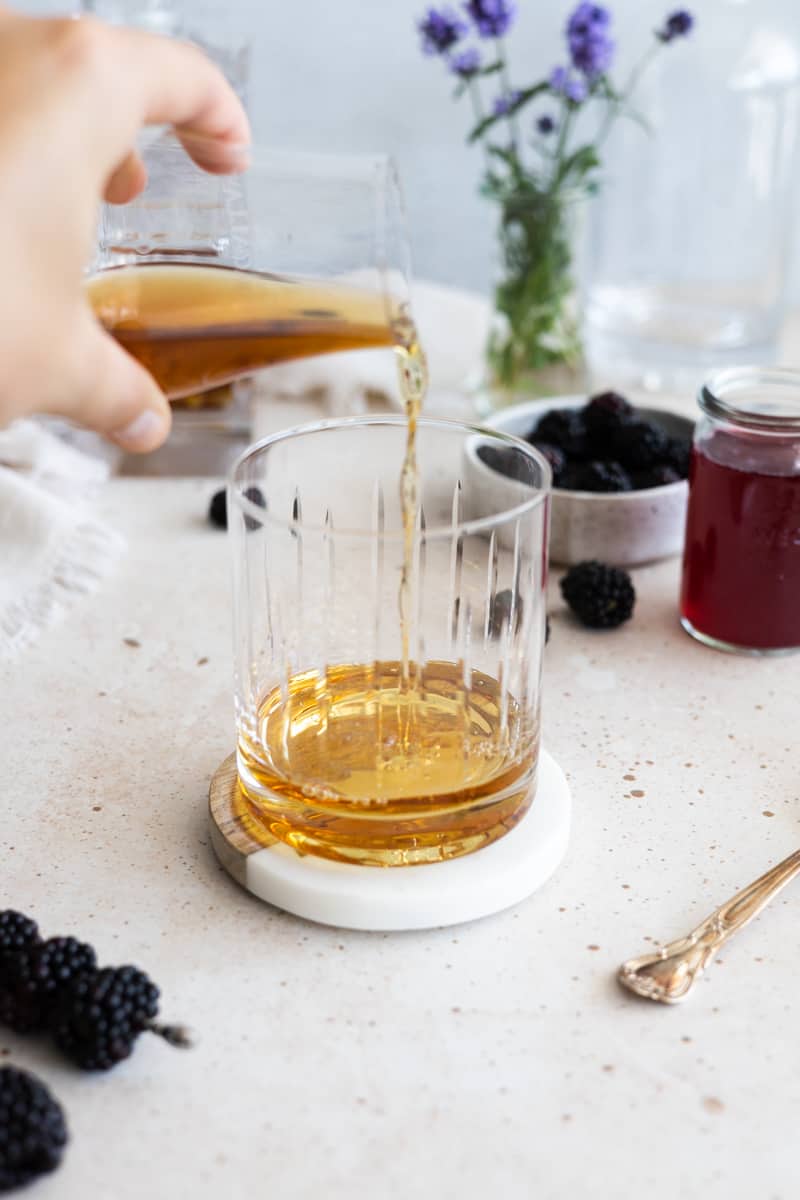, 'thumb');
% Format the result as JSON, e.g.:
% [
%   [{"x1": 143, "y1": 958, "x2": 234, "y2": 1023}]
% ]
[{"x1": 56, "y1": 310, "x2": 172, "y2": 453}]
